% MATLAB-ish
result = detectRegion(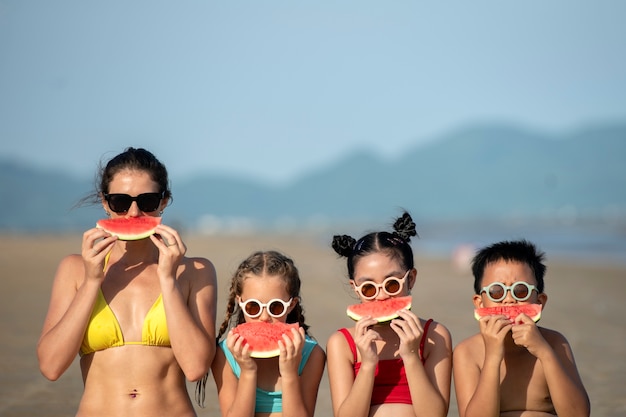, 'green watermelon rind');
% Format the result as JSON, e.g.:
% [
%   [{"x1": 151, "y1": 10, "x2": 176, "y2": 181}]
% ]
[
  {"x1": 474, "y1": 304, "x2": 542, "y2": 323},
  {"x1": 346, "y1": 295, "x2": 413, "y2": 323},
  {"x1": 96, "y1": 217, "x2": 162, "y2": 241},
  {"x1": 232, "y1": 322, "x2": 300, "y2": 359}
]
